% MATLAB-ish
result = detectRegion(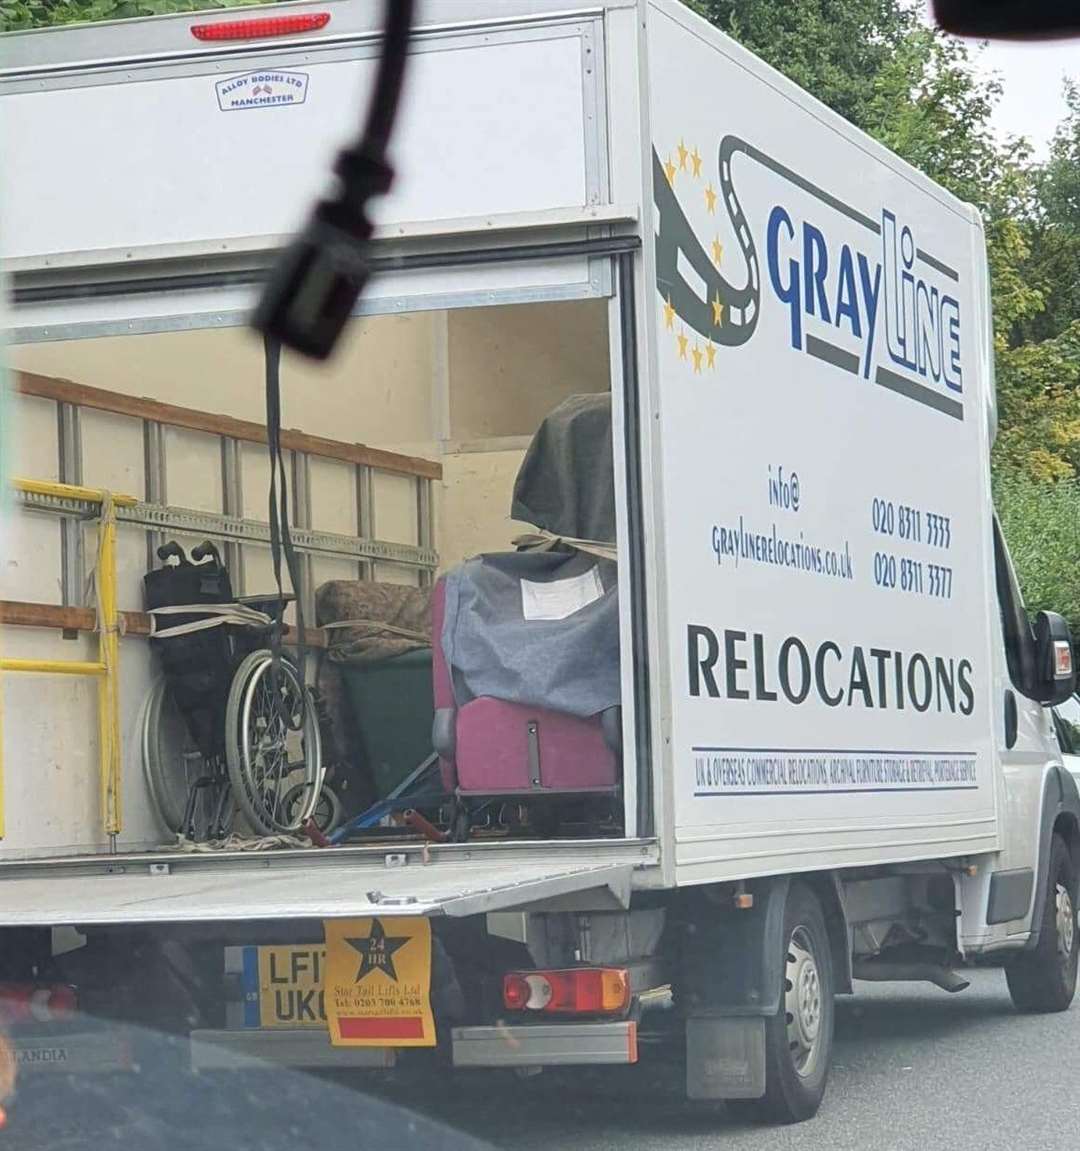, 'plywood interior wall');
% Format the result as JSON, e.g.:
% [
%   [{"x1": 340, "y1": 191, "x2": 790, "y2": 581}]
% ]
[{"x1": 7, "y1": 298, "x2": 610, "y2": 576}]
